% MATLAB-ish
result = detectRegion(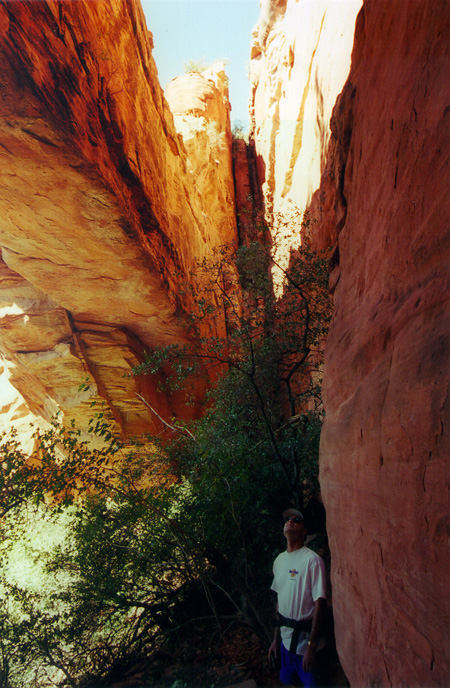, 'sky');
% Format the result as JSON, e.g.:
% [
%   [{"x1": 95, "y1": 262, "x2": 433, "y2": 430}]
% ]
[{"x1": 140, "y1": 0, "x2": 261, "y2": 128}]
